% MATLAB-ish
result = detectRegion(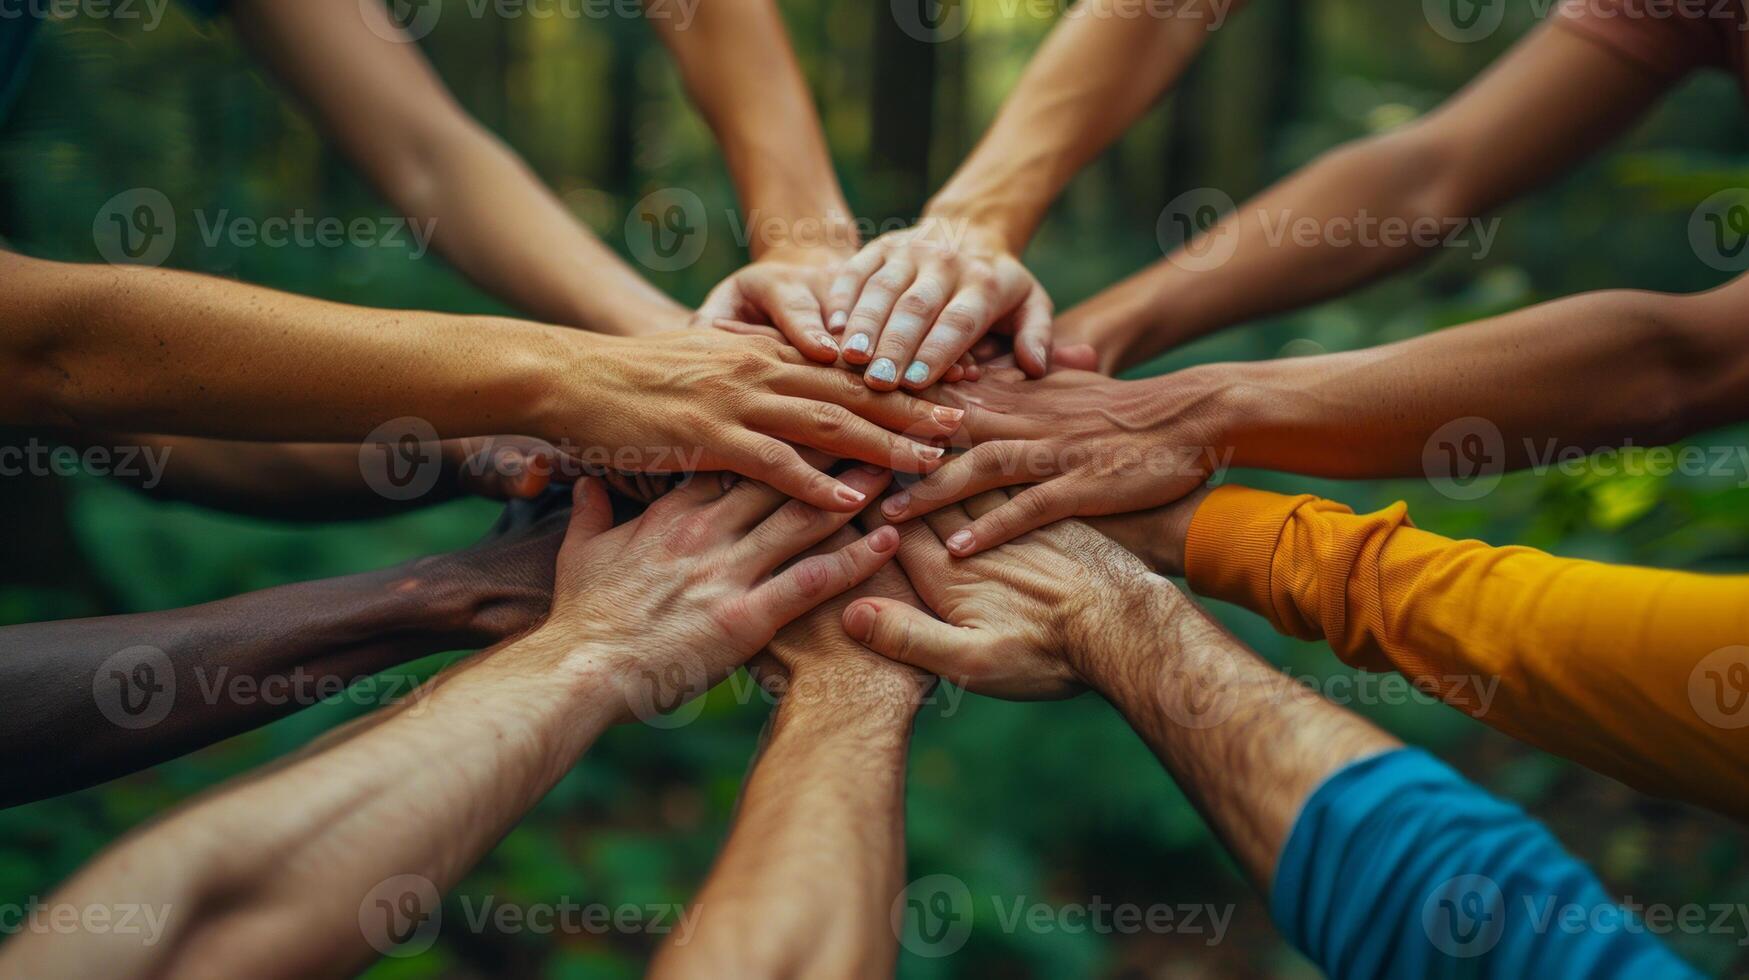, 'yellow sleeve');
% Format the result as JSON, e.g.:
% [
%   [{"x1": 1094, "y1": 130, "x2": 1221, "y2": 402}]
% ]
[{"x1": 1183, "y1": 484, "x2": 1749, "y2": 822}]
